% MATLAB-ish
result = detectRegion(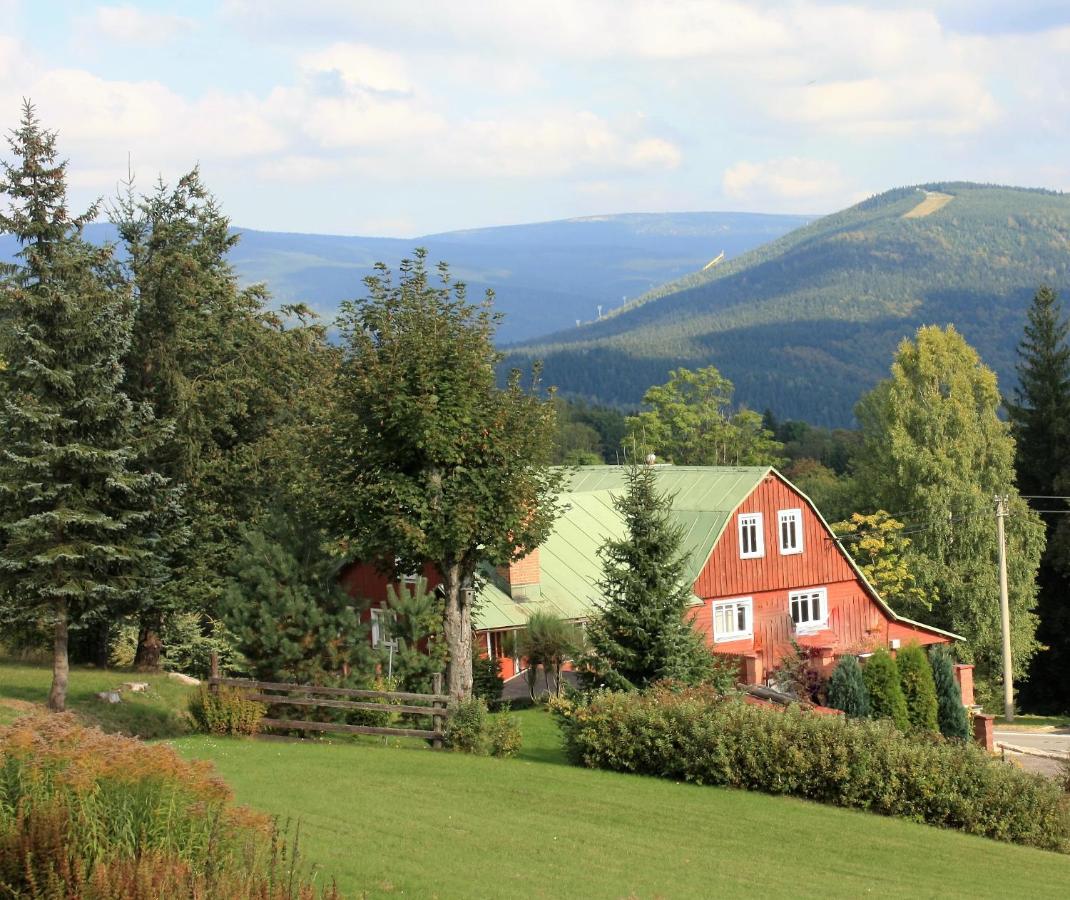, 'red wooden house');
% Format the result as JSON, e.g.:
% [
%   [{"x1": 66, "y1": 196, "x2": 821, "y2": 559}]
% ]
[{"x1": 343, "y1": 466, "x2": 966, "y2": 695}]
